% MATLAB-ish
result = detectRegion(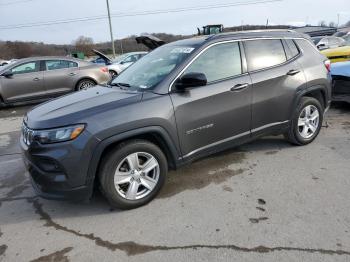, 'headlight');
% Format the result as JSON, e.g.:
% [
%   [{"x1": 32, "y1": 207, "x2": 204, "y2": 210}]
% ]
[{"x1": 34, "y1": 124, "x2": 85, "y2": 144}]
